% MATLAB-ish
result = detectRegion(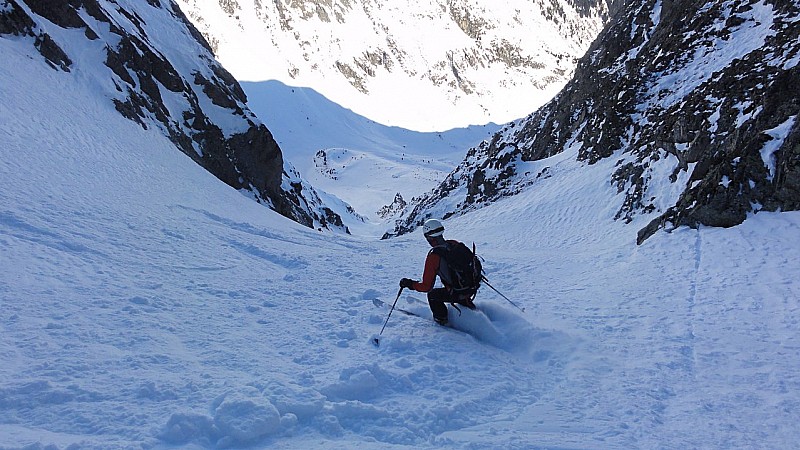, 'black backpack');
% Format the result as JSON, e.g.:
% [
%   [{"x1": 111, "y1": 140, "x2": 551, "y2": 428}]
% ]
[{"x1": 432, "y1": 241, "x2": 483, "y2": 296}]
